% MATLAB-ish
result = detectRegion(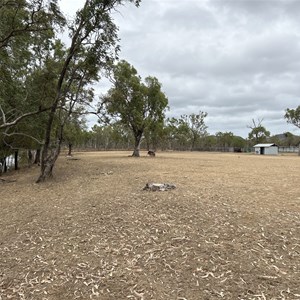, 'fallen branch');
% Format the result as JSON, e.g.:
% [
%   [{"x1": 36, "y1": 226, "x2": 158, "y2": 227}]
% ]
[{"x1": 0, "y1": 178, "x2": 16, "y2": 183}]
